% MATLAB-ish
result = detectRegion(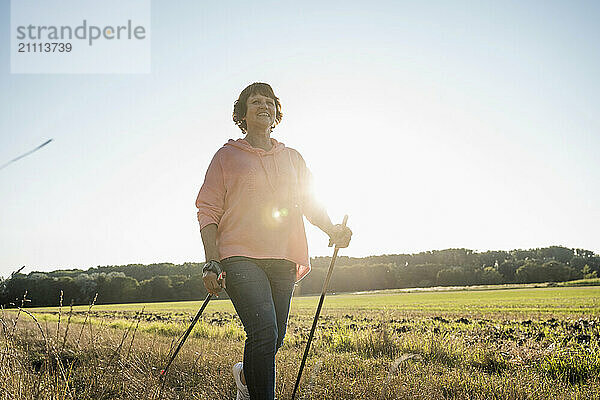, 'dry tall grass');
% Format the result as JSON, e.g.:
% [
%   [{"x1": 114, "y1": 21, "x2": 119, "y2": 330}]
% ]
[{"x1": 1, "y1": 300, "x2": 599, "y2": 399}]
